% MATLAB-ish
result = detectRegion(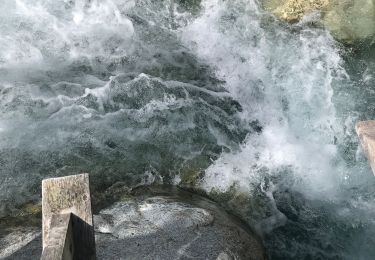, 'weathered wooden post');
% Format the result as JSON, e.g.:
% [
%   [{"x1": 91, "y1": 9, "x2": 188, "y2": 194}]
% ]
[
  {"x1": 356, "y1": 120, "x2": 375, "y2": 176},
  {"x1": 41, "y1": 173, "x2": 96, "y2": 260}
]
